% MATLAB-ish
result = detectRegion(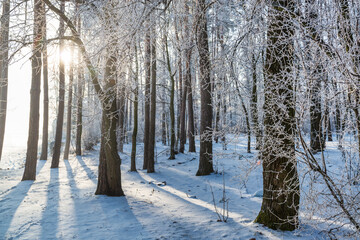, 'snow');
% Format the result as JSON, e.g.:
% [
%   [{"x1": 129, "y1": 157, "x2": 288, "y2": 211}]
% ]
[{"x1": 0, "y1": 136, "x2": 349, "y2": 239}]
